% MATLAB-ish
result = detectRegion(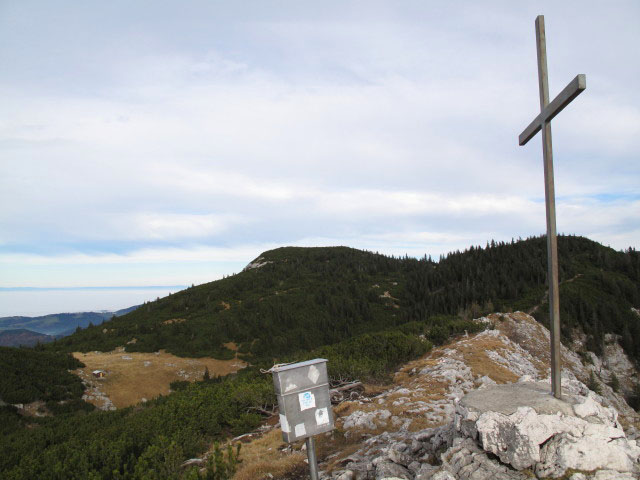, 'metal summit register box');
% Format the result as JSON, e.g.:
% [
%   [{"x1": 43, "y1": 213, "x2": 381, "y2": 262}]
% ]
[{"x1": 271, "y1": 359, "x2": 335, "y2": 443}]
